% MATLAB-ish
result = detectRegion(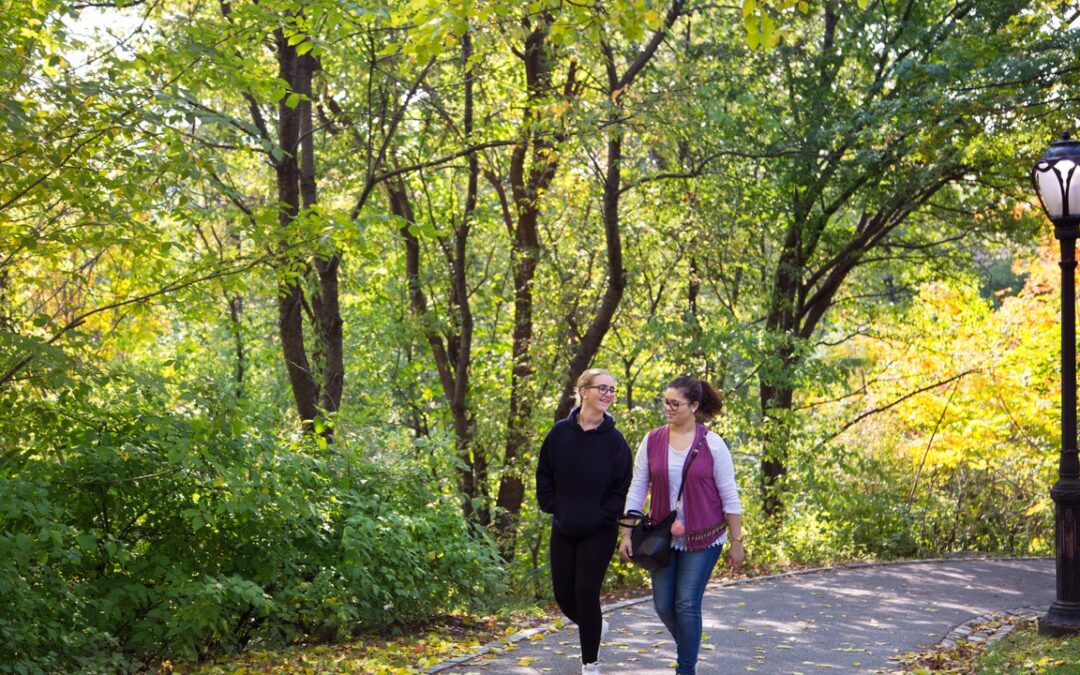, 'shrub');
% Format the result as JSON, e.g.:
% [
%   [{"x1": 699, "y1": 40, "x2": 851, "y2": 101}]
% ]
[{"x1": 0, "y1": 371, "x2": 502, "y2": 672}]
